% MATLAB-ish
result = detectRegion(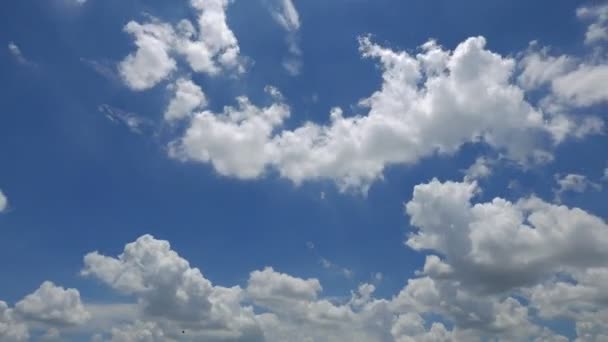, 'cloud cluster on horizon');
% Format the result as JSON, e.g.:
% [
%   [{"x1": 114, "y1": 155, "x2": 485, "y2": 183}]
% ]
[{"x1": 3, "y1": 175, "x2": 608, "y2": 340}]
